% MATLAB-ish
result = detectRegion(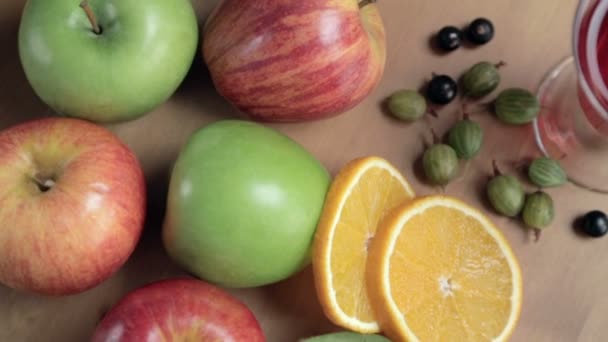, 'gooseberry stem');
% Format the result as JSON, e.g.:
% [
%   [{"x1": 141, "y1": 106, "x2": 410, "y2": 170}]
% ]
[
  {"x1": 359, "y1": 0, "x2": 377, "y2": 8},
  {"x1": 80, "y1": 1, "x2": 101, "y2": 34},
  {"x1": 534, "y1": 229, "x2": 542, "y2": 242},
  {"x1": 431, "y1": 128, "x2": 439, "y2": 144},
  {"x1": 462, "y1": 105, "x2": 471, "y2": 120},
  {"x1": 513, "y1": 158, "x2": 529, "y2": 171},
  {"x1": 495, "y1": 61, "x2": 507, "y2": 69},
  {"x1": 452, "y1": 160, "x2": 470, "y2": 185},
  {"x1": 460, "y1": 102, "x2": 488, "y2": 117},
  {"x1": 567, "y1": 177, "x2": 608, "y2": 195},
  {"x1": 492, "y1": 160, "x2": 502, "y2": 177}
]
